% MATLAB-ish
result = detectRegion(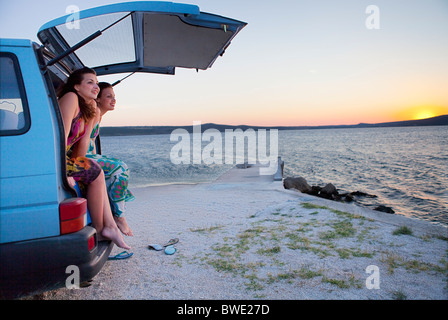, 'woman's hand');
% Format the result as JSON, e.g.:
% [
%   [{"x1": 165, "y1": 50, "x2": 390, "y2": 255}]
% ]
[{"x1": 67, "y1": 177, "x2": 76, "y2": 188}]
